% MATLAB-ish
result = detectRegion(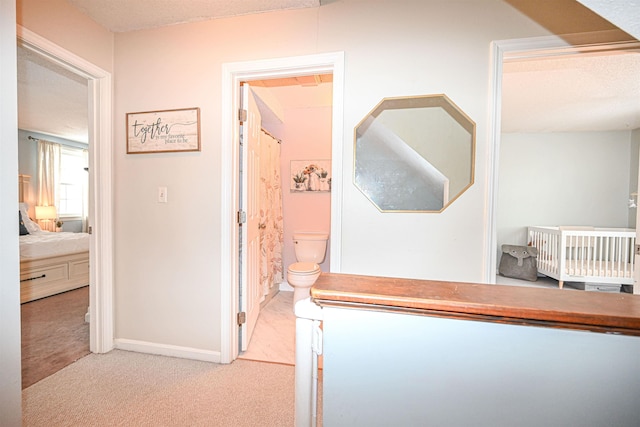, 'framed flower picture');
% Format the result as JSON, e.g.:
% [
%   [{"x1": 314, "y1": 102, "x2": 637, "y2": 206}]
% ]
[{"x1": 290, "y1": 160, "x2": 331, "y2": 192}]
